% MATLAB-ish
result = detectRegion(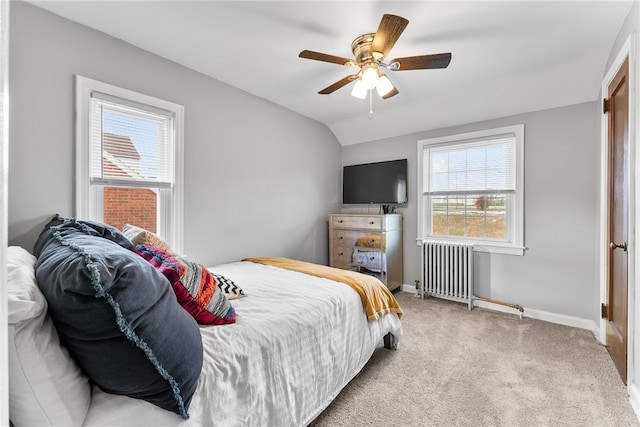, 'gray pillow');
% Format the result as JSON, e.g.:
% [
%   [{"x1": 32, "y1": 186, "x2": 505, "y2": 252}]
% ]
[{"x1": 33, "y1": 217, "x2": 203, "y2": 419}]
